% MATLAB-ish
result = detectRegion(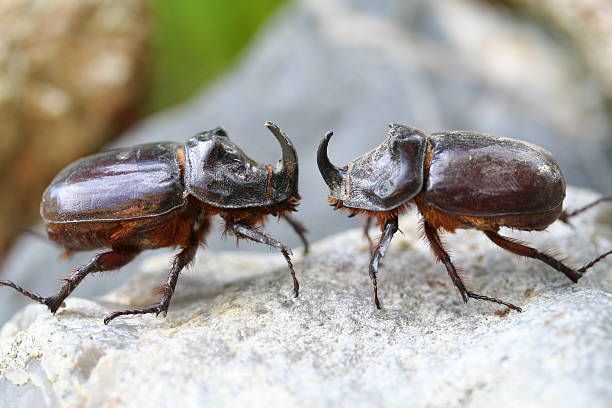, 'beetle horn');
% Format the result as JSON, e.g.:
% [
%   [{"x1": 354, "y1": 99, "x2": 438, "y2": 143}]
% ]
[
  {"x1": 265, "y1": 122, "x2": 297, "y2": 170},
  {"x1": 317, "y1": 131, "x2": 345, "y2": 188}
]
